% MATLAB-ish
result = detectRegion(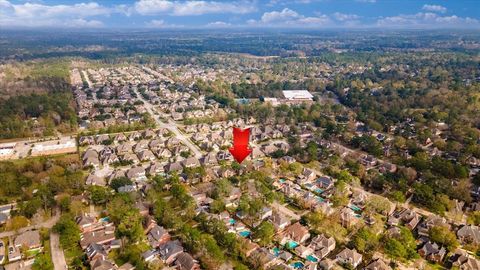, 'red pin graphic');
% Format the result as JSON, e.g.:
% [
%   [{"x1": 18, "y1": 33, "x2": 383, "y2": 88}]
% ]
[{"x1": 229, "y1": 127, "x2": 252, "y2": 164}]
